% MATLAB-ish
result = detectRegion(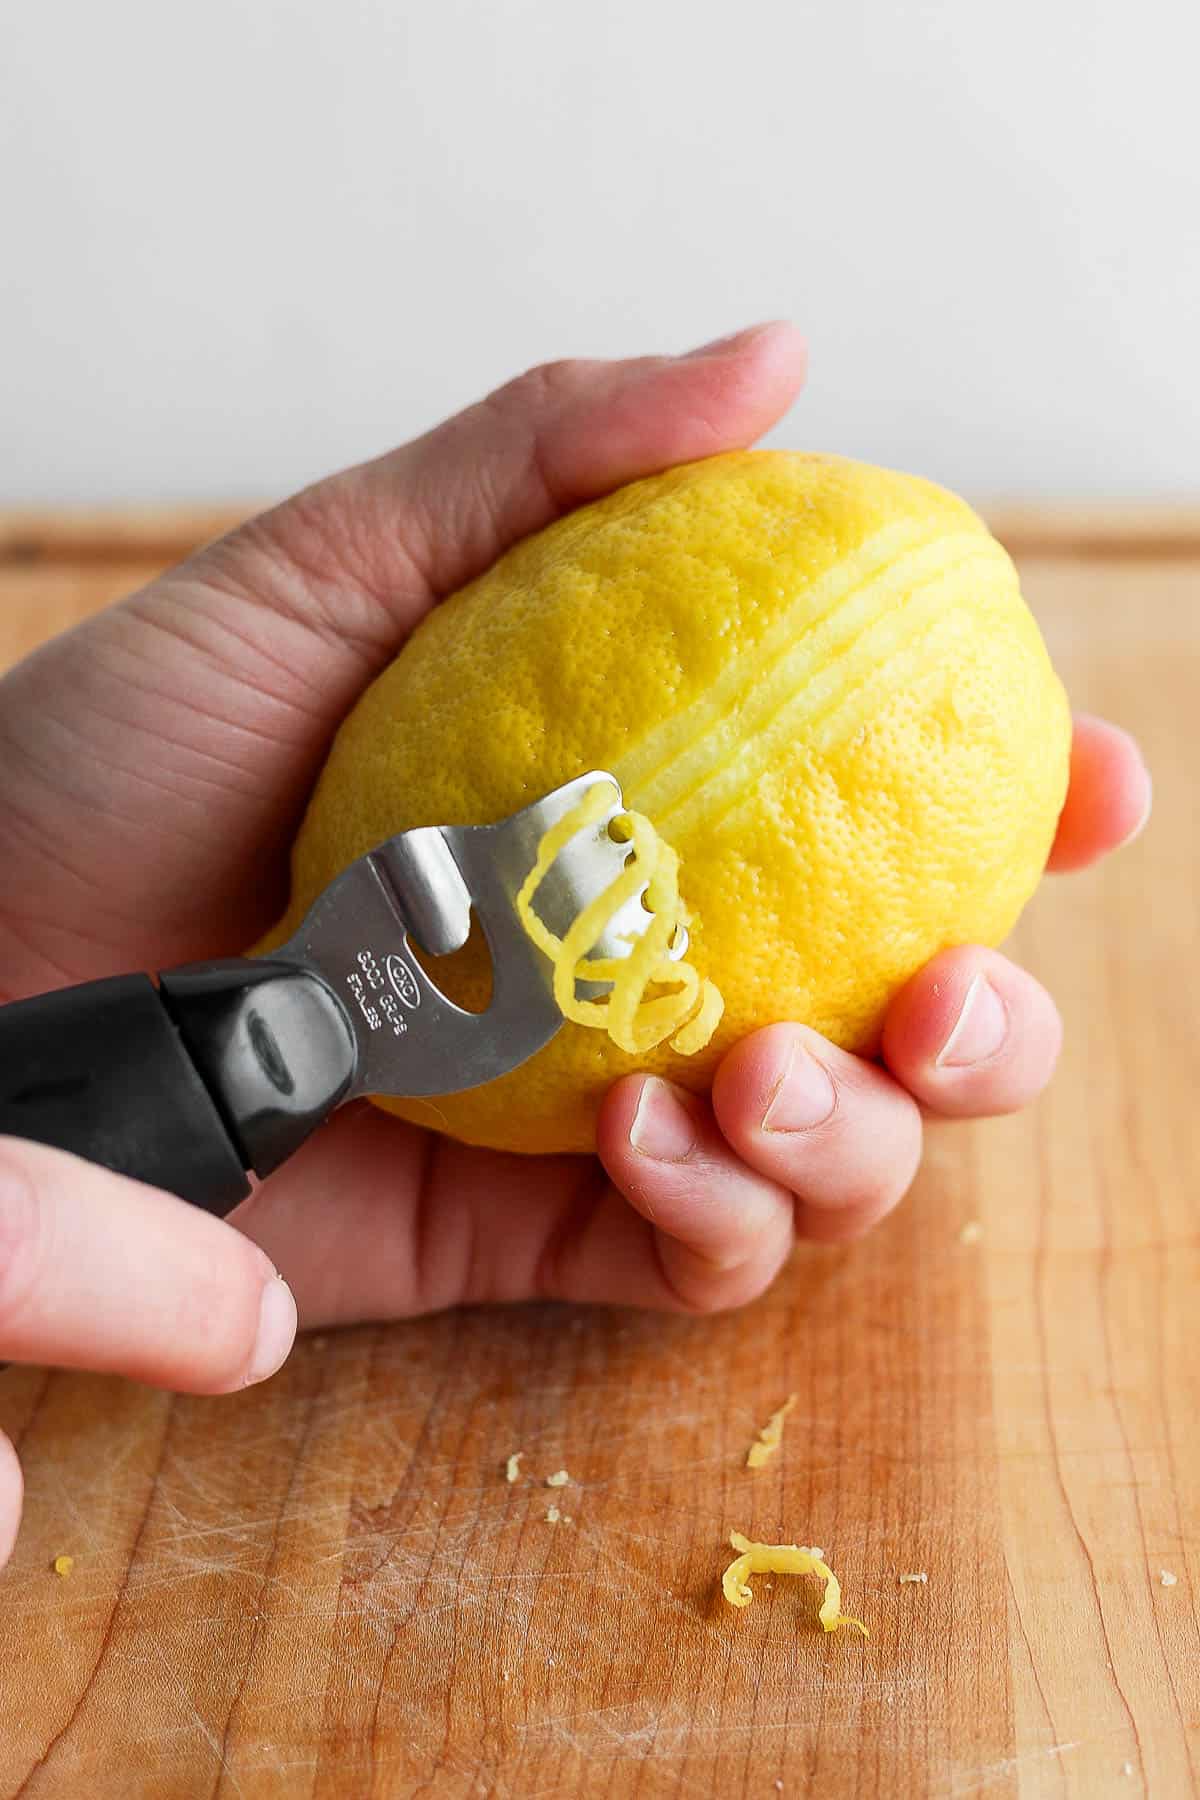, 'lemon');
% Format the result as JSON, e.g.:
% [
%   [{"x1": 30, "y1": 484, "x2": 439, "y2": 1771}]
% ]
[{"x1": 270, "y1": 450, "x2": 1071, "y2": 1154}]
